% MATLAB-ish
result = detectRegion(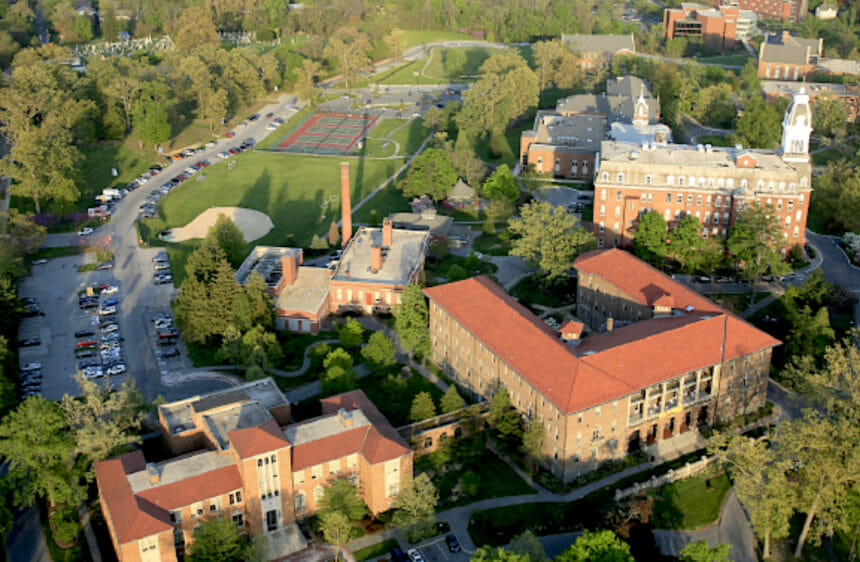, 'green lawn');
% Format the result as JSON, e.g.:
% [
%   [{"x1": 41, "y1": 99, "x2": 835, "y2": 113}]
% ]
[
  {"x1": 374, "y1": 59, "x2": 447, "y2": 86},
  {"x1": 402, "y1": 30, "x2": 478, "y2": 48},
  {"x1": 416, "y1": 438, "x2": 536, "y2": 510},
  {"x1": 355, "y1": 364, "x2": 444, "y2": 427},
  {"x1": 358, "y1": 118, "x2": 430, "y2": 158},
  {"x1": 423, "y1": 46, "x2": 498, "y2": 81},
  {"x1": 472, "y1": 232, "x2": 512, "y2": 256},
  {"x1": 352, "y1": 183, "x2": 411, "y2": 227},
  {"x1": 139, "y1": 152, "x2": 407, "y2": 283},
  {"x1": 651, "y1": 471, "x2": 731, "y2": 530},
  {"x1": 695, "y1": 134, "x2": 734, "y2": 147},
  {"x1": 354, "y1": 538, "x2": 399, "y2": 561},
  {"x1": 474, "y1": 123, "x2": 531, "y2": 166}
]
